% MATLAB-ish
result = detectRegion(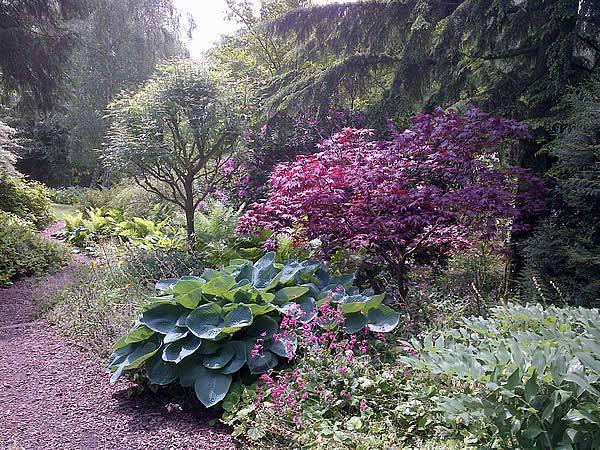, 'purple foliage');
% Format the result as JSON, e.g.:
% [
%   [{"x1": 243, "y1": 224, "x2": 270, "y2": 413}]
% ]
[{"x1": 238, "y1": 108, "x2": 546, "y2": 289}]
